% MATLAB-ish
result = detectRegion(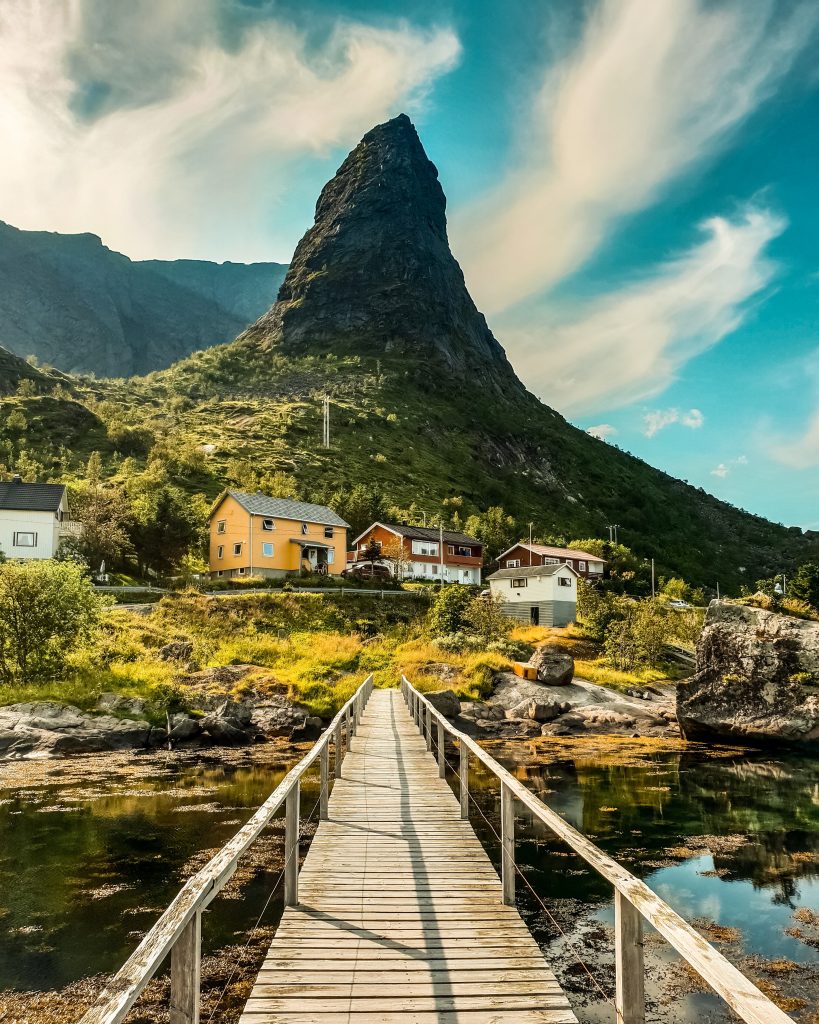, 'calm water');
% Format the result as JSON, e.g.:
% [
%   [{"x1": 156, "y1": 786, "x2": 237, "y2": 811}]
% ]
[{"x1": 1, "y1": 740, "x2": 817, "y2": 1021}]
